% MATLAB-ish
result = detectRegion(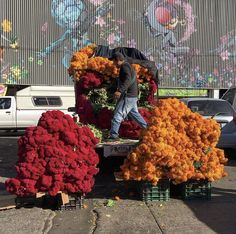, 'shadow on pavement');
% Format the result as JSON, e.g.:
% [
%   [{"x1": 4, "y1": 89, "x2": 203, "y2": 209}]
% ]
[
  {"x1": 0, "y1": 130, "x2": 25, "y2": 137},
  {"x1": 183, "y1": 158, "x2": 236, "y2": 233},
  {"x1": 184, "y1": 187, "x2": 236, "y2": 234},
  {"x1": 87, "y1": 156, "x2": 140, "y2": 200},
  {"x1": 0, "y1": 136, "x2": 18, "y2": 179}
]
